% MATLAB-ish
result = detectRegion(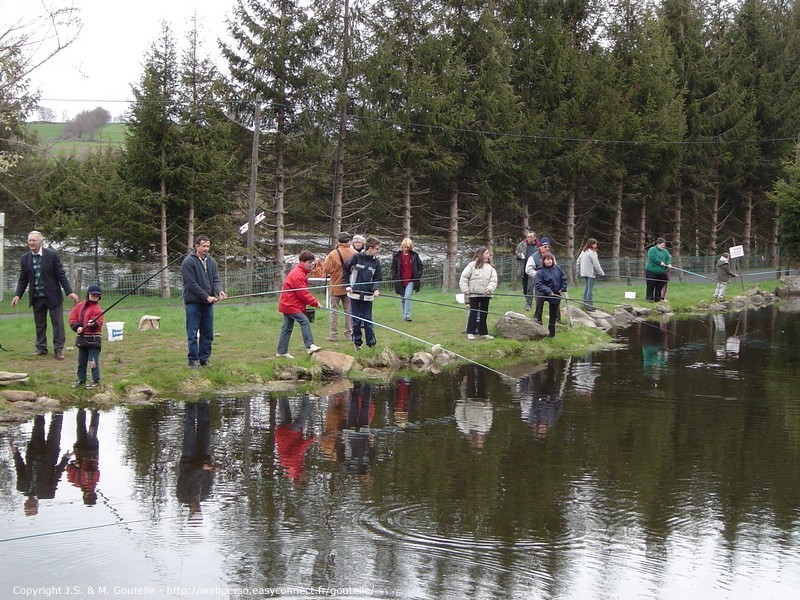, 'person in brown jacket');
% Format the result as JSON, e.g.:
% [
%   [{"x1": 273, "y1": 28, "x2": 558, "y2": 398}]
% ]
[{"x1": 323, "y1": 231, "x2": 357, "y2": 342}]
